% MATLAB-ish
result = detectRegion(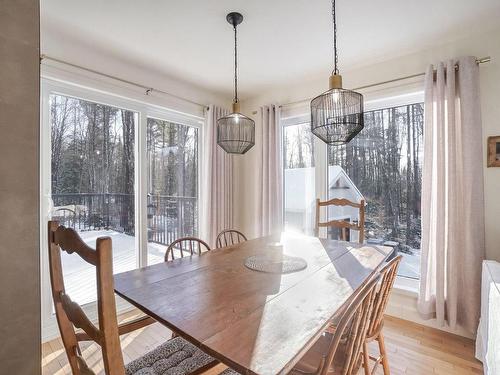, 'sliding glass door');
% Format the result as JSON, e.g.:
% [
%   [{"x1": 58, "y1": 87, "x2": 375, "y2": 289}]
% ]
[
  {"x1": 40, "y1": 79, "x2": 204, "y2": 340},
  {"x1": 49, "y1": 93, "x2": 138, "y2": 305}
]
